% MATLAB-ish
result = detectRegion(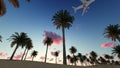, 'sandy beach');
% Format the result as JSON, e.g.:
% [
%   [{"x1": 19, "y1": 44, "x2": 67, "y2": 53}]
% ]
[{"x1": 0, "y1": 59, "x2": 120, "y2": 68}]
